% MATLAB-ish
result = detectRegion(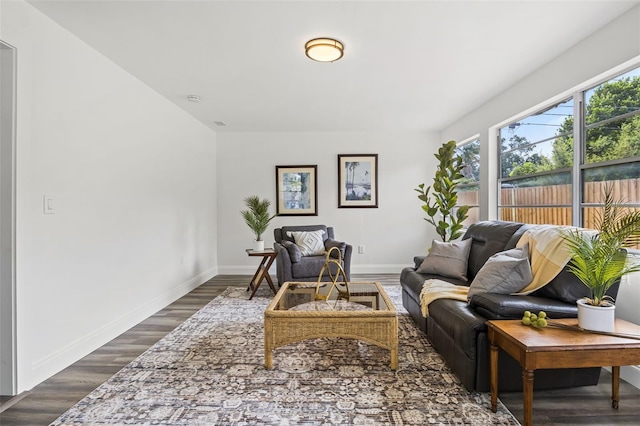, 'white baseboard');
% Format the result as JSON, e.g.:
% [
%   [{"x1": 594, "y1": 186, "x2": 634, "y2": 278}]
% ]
[
  {"x1": 350, "y1": 264, "x2": 407, "y2": 274},
  {"x1": 217, "y1": 265, "x2": 264, "y2": 275},
  {"x1": 604, "y1": 365, "x2": 640, "y2": 390},
  {"x1": 29, "y1": 267, "x2": 217, "y2": 390},
  {"x1": 621, "y1": 365, "x2": 640, "y2": 389},
  {"x1": 217, "y1": 264, "x2": 407, "y2": 276}
]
